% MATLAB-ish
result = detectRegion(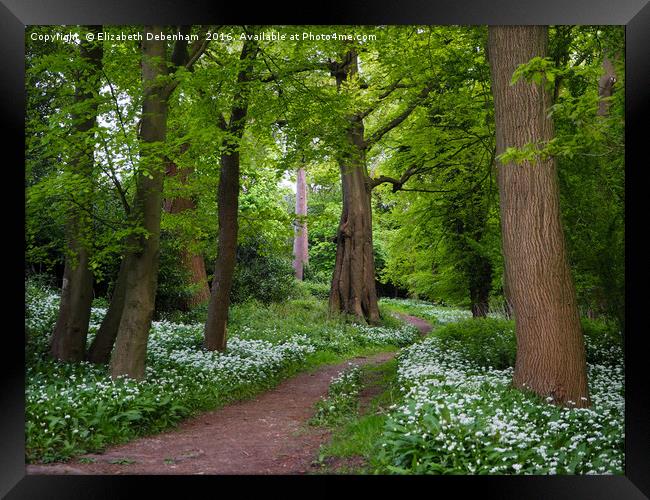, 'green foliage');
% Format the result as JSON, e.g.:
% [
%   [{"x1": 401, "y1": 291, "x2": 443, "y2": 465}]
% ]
[
  {"x1": 293, "y1": 279, "x2": 331, "y2": 300},
  {"x1": 373, "y1": 324, "x2": 623, "y2": 475},
  {"x1": 25, "y1": 282, "x2": 420, "y2": 463},
  {"x1": 434, "y1": 318, "x2": 516, "y2": 370},
  {"x1": 230, "y1": 239, "x2": 297, "y2": 305},
  {"x1": 154, "y1": 231, "x2": 196, "y2": 314},
  {"x1": 549, "y1": 26, "x2": 625, "y2": 329},
  {"x1": 497, "y1": 142, "x2": 550, "y2": 165},
  {"x1": 510, "y1": 56, "x2": 560, "y2": 90},
  {"x1": 24, "y1": 25, "x2": 625, "y2": 469},
  {"x1": 310, "y1": 365, "x2": 362, "y2": 427}
]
